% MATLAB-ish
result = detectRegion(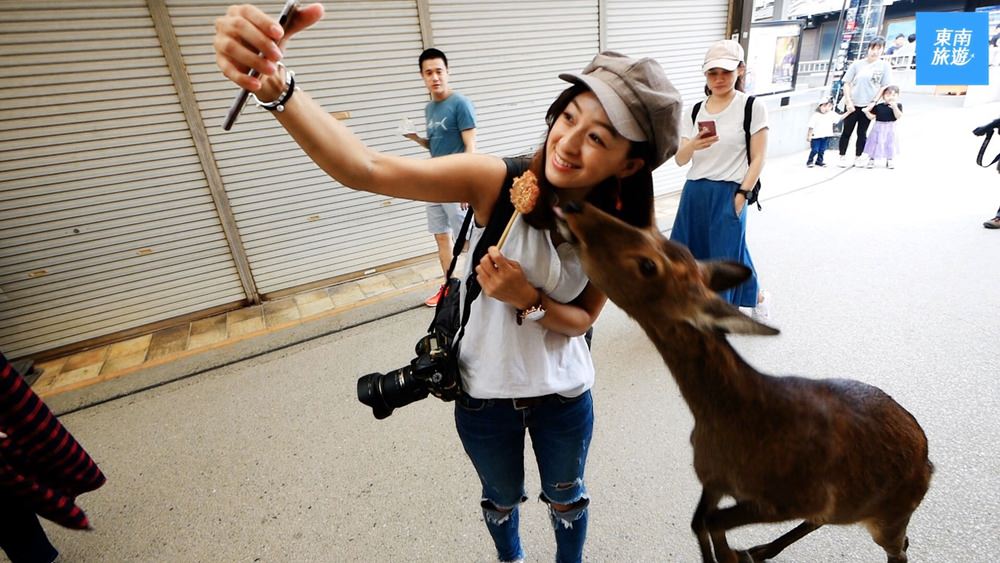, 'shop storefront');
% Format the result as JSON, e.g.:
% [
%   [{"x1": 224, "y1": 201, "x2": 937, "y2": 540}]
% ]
[{"x1": 1, "y1": 0, "x2": 731, "y2": 359}]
